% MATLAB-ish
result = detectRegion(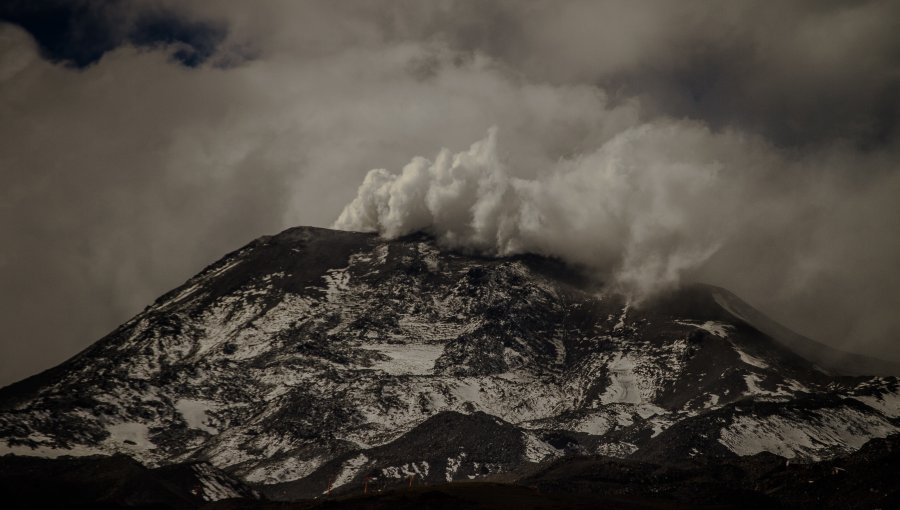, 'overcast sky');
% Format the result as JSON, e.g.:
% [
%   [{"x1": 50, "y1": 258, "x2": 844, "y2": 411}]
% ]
[{"x1": 2, "y1": 0, "x2": 900, "y2": 385}]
